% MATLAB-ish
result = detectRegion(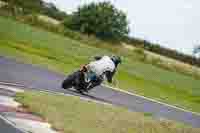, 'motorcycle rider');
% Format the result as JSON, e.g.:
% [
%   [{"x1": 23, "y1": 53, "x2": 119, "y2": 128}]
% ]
[{"x1": 81, "y1": 55, "x2": 122, "y2": 91}]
